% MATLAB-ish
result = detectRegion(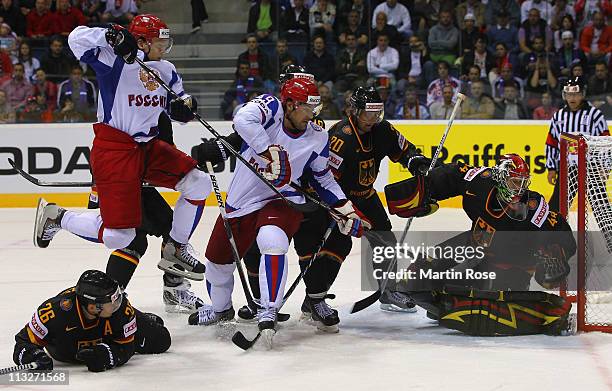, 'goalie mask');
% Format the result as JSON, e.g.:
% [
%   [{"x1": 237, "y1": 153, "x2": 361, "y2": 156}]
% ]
[
  {"x1": 349, "y1": 86, "x2": 385, "y2": 127},
  {"x1": 492, "y1": 154, "x2": 531, "y2": 221}
]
